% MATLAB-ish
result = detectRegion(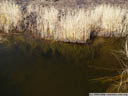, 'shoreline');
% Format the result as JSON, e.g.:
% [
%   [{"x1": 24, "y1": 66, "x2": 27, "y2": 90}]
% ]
[{"x1": 0, "y1": 0, "x2": 128, "y2": 44}]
